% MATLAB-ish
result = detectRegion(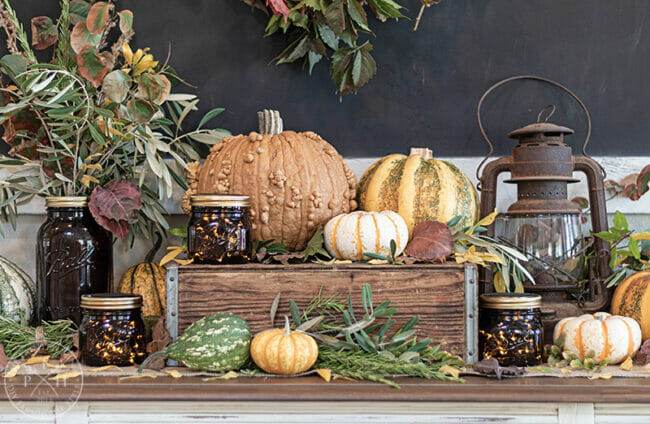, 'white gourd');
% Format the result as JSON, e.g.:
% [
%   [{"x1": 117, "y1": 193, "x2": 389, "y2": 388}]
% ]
[
  {"x1": 0, "y1": 255, "x2": 36, "y2": 324},
  {"x1": 323, "y1": 211, "x2": 409, "y2": 261},
  {"x1": 553, "y1": 312, "x2": 642, "y2": 364}
]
